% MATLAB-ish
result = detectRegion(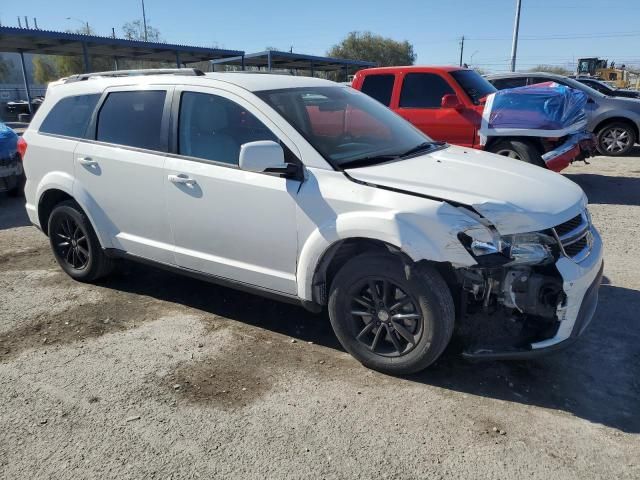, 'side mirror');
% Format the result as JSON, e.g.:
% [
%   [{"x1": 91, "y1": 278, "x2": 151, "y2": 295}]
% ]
[
  {"x1": 239, "y1": 140, "x2": 301, "y2": 179},
  {"x1": 441, "y1": 94, "x2": 464, "y2": 110}
]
